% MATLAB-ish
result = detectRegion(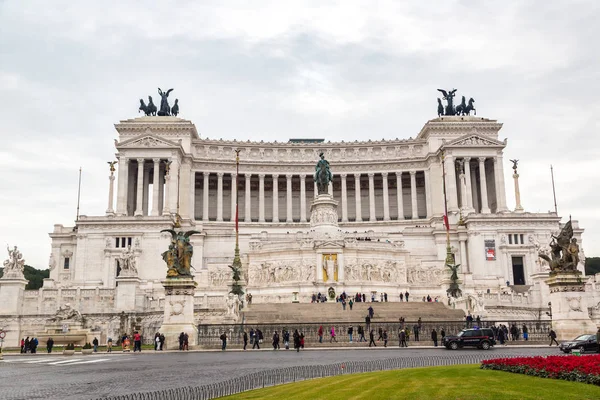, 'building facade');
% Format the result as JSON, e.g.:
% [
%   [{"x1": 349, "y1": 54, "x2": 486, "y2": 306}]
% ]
[{"x1": 1, "y1": 114, "x2": 597, "y2": 345}]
